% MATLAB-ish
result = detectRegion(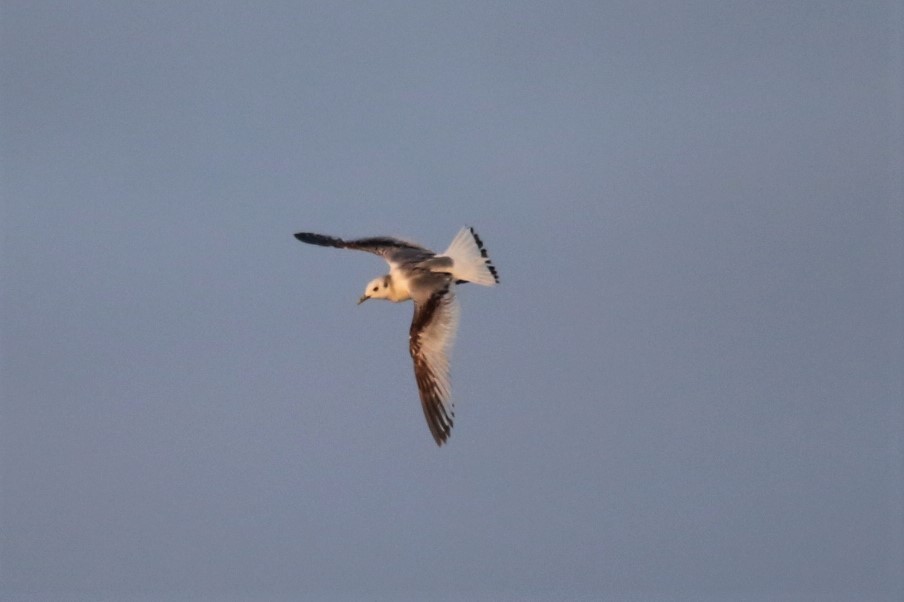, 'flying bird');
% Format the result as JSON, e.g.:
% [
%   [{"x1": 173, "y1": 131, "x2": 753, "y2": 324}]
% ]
[{"x1": 293, "y1": 227, "x2": 499, "y2": 446}]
